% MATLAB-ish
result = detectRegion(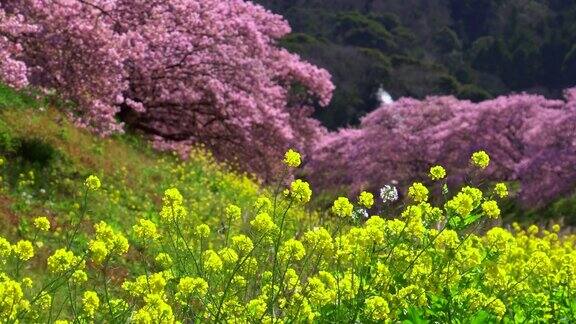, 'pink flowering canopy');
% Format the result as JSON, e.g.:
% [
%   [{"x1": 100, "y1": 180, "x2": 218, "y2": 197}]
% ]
[
  {"x1": 0, "y1": 0, "x2": 334, "y2": 178},
  {"x1": 307, "y1": 89, "x2": 576, "y2": 208},
  {"x1": 0, "y1": 6, "x2": 35, "y2": 88}
]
